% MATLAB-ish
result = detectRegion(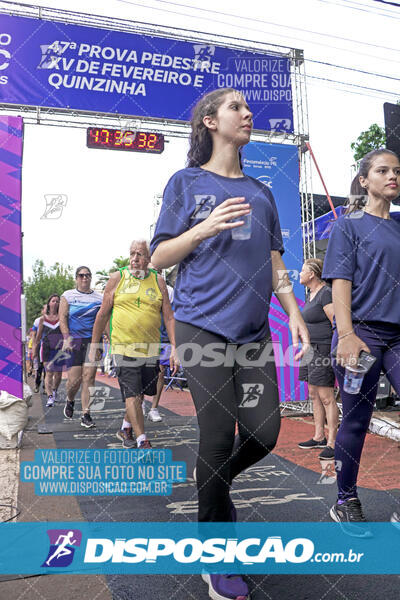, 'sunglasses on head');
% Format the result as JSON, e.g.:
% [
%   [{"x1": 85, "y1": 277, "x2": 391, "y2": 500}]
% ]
[{"x1": 78, "y1": 273, "x2": 91, "y2": 278}]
